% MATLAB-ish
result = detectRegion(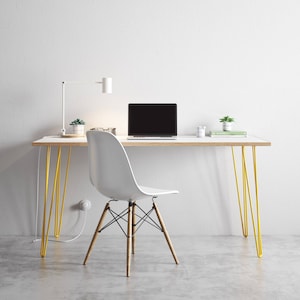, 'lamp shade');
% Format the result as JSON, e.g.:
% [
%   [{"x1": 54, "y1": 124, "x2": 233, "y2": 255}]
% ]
[{"x1": 102, "y1": 77, "x2": 112, "y2": 94}]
